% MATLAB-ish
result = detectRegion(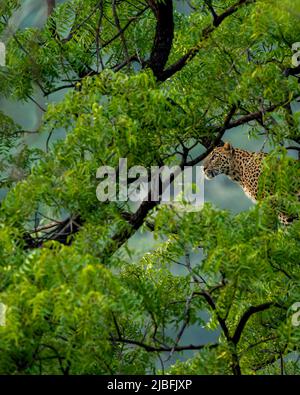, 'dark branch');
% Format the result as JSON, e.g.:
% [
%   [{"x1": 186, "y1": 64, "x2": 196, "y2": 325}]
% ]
[
  {"x1": 61, "y1": 5, "x2": 99, "y2": 43},
  {"x1": 195, "y1": 291, "x2": 231, "y2": 341},
  {"x1": 204, "y1": 0, "x2": 218, "y2": 24},
  {"x1": 101, "y1": 6, "x2": 149, "y2": 50},
  {"x1": 232, "y1": 302, "x2": 278, "y2": 345},
  {"x1": 226, "y1": 102, "x2": 282, "y2": 129},
  {"x1": 109, "y1": 337, "x2": 218, "y2": 352},
  {"x1": 186, "y1": 104, "x2": 237, "y2": 166},
  {"x1": 112, "y1": 0, "x2": 130, "y2": 62},
  {"x1": 46, "y1": 0, "x2": 56, "y2": 17},
  {"x1": 157, "y1": 0, "x2": 256, "y2": 81},
  {"x1": 112, "y1": 55, "x2": 141, "y2": 72},
  {"x1": 146, "y1": 0, "x2": 174, "y2": 79}
]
